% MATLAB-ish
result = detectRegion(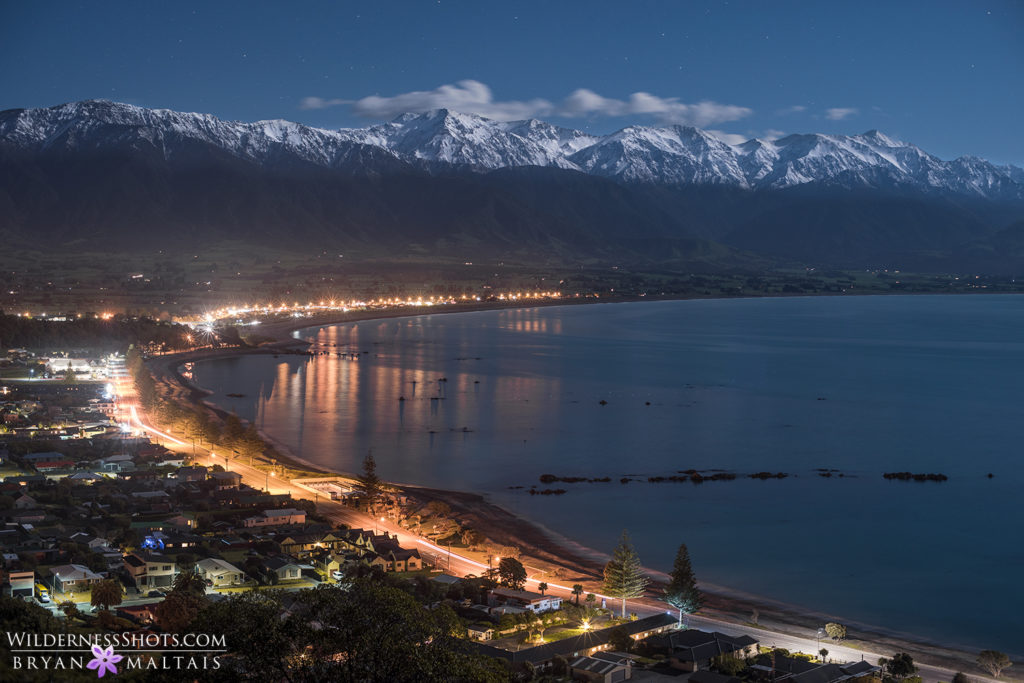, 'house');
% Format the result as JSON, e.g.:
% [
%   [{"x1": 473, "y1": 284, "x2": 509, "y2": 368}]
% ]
[
  {"x1": 22, "y1": 452, "x2": 65, "y2": 464},
  {"x1": 4, "y1": 570, "x2": 35, "y2": 598},
  {"x1": 175, "y1": 466, "x2": 208, "y2": 483},
  {"x1": 488, "y1": 587, "x2": 562, "y2": 613},
  {"x1": 117, "y1": 603, "x2": 157, "y2": 625},
  {"x1": 263, "y1": 556, "x2": 304, "y2": 582},
  {"x1": 465, "y1": 614, "x2": 677, "y2": 669},
  {"x1": 751, "y1": 656, "x2": 880, "y2": 683},
  {"x1": 66, "y1": 472, "x2": 105, "y2": 484},
  {"x1": 123, "y1": 552, "x2": 178, "y2": 589},
  {"x1": 242, "y1": 508, "x2": 306, "y2": 528},
  {"x1": 641, "y1": 629, "x2": 758, "y2": 671},
  {"x1": 467, "y1": 624, "x2": 496, "y2": 641},
  {"x1": 208, "y1": 471, "x2": 242, "y2": 490},
  {"x1": 366, "y1": 547, "x2": 423, "y2": 573},
  {"x1": 49, "y1": 564, "x2": 103, "y2": 594},
  {"x1": 195, "y1": 558, "x2": 245, "y2": 588},
  {"x1": 13, "y1": 493, "x2": 37, "y2": 509},
  {"x1": 569, "y1": 652, "x2": 634, "y2": 682},
  {"x1": 98, "y1": 454, "x2": 135, "y2": 473}
]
